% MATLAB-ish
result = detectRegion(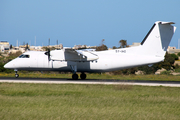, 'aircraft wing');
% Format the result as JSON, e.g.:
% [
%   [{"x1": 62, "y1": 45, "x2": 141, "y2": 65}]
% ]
[
  {"x1": 50, "y1": 48, "x2": 99, "y2": 61},
  {"x1": 64, "y1": 48, "x2": 99, "y2": 61}
]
